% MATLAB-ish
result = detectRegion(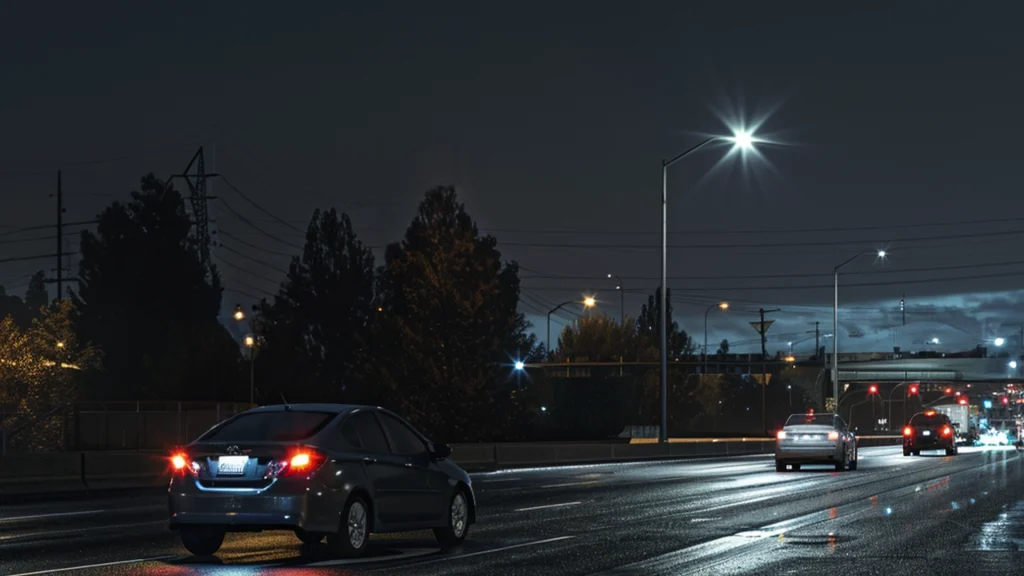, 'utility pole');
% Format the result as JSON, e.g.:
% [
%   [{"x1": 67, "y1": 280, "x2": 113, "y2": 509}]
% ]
[
  {"x1": 751, "y1": 307, "x2": 780, "y2": 436},
  {"x1": 815, "y1": 321, "x2": 820, "y2": 359},
  {"x1": 56, "y1": 171, "x2": 63, "y2": 300}
]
